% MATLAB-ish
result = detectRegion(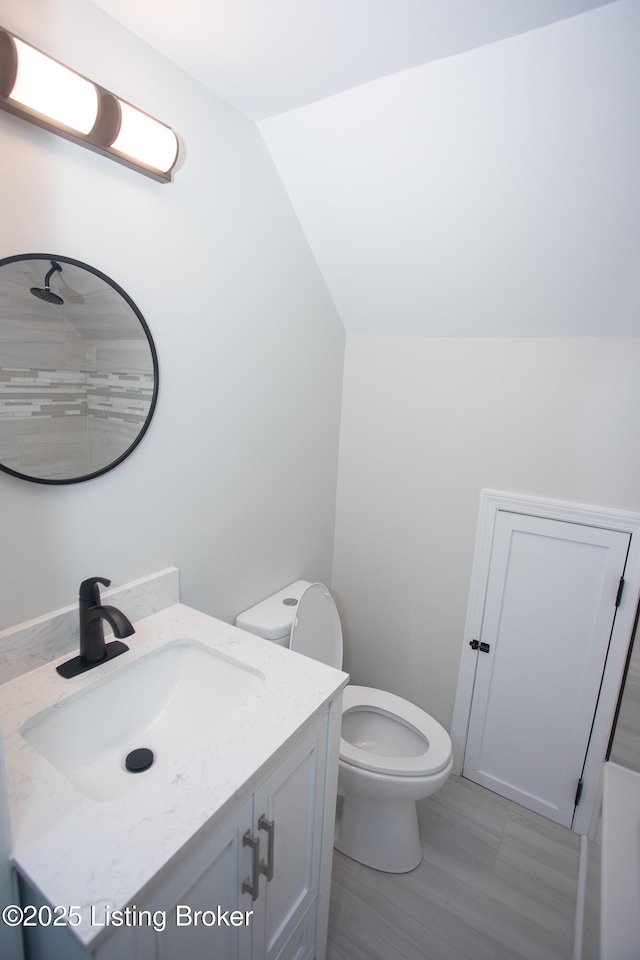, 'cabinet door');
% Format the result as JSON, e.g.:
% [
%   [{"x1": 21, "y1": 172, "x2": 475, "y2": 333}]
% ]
[
  {"x1": 253, "y1": 719, "x2": 327, "y2": 960},
  {"x1": 142, "y1": 798, "x2": 254, "y2": 960},
  {"x1": 463, "y1": 509, "x2": 629, "y2": 826}
]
